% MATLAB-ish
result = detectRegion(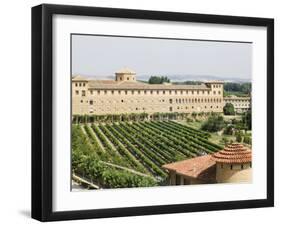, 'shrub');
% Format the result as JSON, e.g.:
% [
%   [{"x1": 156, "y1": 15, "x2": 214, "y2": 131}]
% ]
[
  {"x1": 224, "y1": 125, "x2": 234, "y2": 135},
  {"x1": 223, "y1": 103, "x2": 235, "y2": 115},
  {"x1": 243, "y1": 135, "x2": 251, "y2": 144},
  {"x1": 201, "y1": 116, "x2": 224, "y2": 132},
  {"x1": 236, "y1": 132, "x2": 243, "y2": 142}
]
